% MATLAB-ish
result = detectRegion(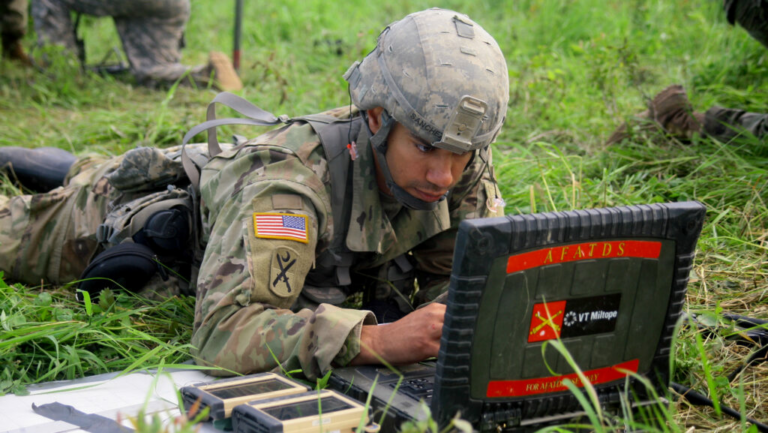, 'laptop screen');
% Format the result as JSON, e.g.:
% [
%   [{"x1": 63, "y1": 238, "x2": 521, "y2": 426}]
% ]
[
  {"x1": 477, "y1": 238, "x2": 674, "y2": 399},
  {"x1": 431, "y1": 202, "x2": 705, "y2": 430}
]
